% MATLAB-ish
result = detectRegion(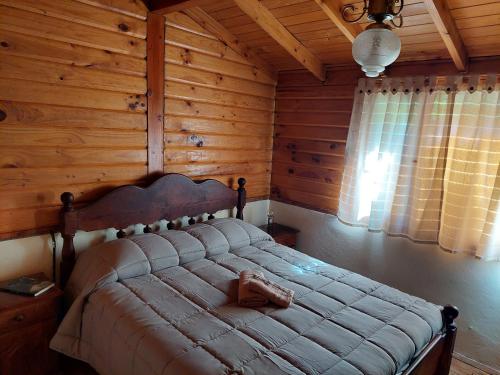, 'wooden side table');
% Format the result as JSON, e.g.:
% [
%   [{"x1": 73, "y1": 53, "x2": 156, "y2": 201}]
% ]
[
  {"x1": 0, "y1": 274, "x2": 63, "y2": 375},
  {"x1": 259, "y1": 223, "x2": 300, "y2": 248}
]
